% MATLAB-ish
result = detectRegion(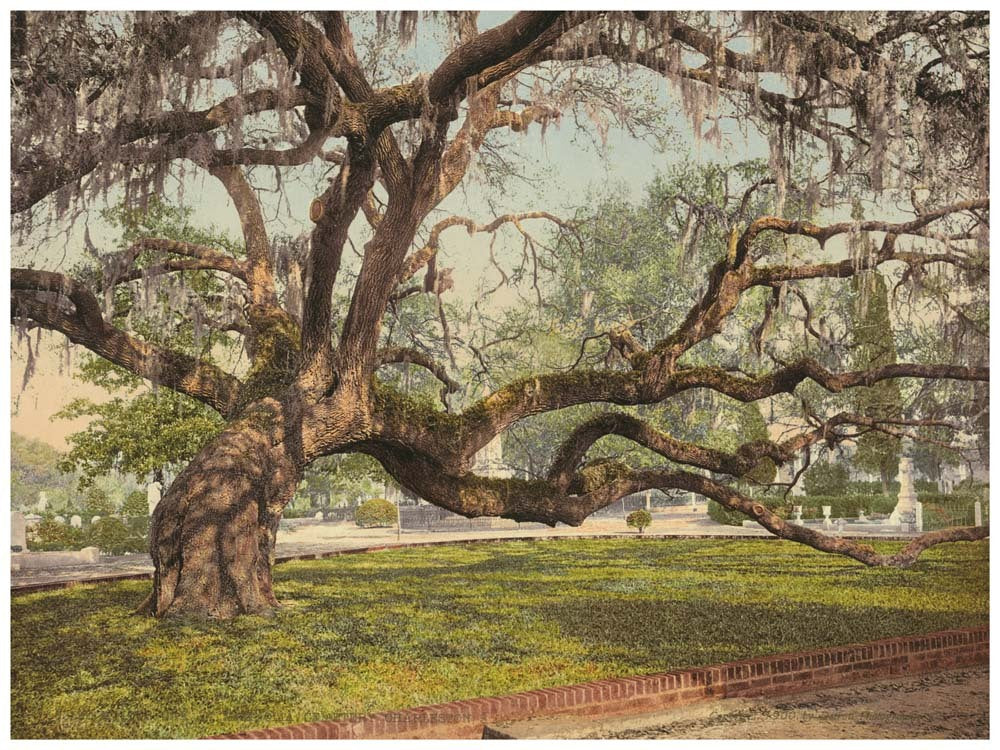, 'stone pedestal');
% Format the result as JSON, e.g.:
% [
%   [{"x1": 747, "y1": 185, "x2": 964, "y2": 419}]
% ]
[{"x1": 890, "y1": 456, "x2": 918, "y2": 530}]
